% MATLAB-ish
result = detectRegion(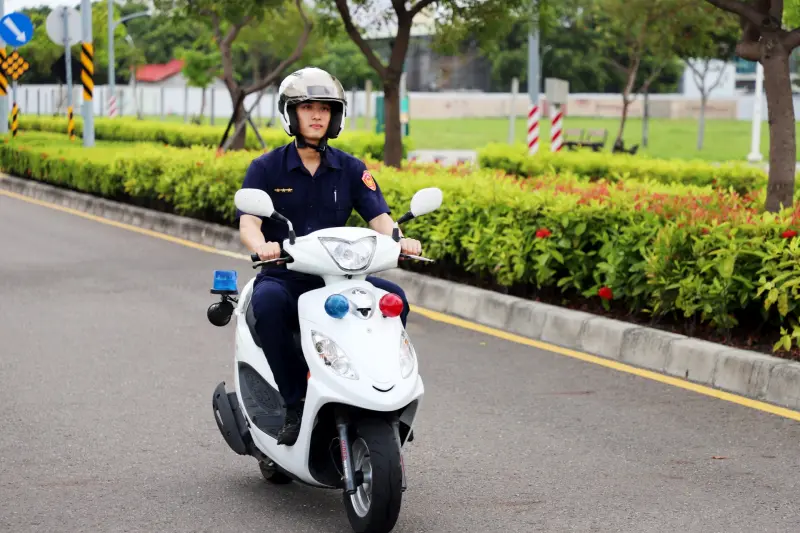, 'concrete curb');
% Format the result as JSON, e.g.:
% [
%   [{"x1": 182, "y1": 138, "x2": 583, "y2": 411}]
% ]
[{"x1": 4, "y1": 173, "x2": 800, "y2": 412}]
